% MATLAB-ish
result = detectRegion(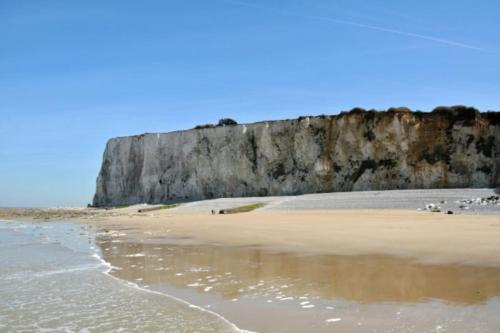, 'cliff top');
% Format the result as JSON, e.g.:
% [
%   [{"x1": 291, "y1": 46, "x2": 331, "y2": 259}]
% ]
[{"x1": 113, "y1": 105, "x2": 500, "y2": 140}]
